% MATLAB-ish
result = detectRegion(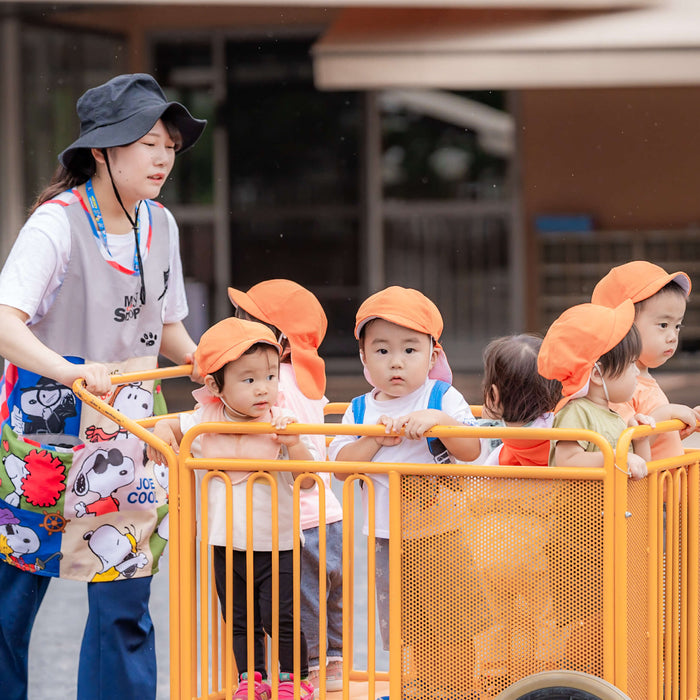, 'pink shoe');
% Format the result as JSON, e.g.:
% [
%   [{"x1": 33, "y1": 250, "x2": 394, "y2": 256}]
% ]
[
  {"x1": 277, "y1": 672, "x2": 315, "y2": 699},
  {"x1": 233, "y1": 671, "x2": 272, "y2": 700},
  {"x1": 325, "y1": 659, "x2": 343, "y2": 692}
]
